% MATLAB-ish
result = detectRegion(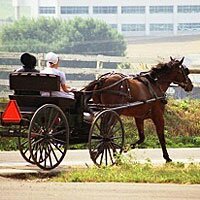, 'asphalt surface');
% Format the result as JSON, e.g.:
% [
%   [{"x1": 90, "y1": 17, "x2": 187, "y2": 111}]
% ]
[
  {"x1": 0, "y1": 178, "x2": 200, "y2": 200},
  {"x1": 0, "y1": 148, "x2": 200, "y2": 174},
  {"x1": 0, "y1": 148, "x2": 200, "y2": 200}
]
